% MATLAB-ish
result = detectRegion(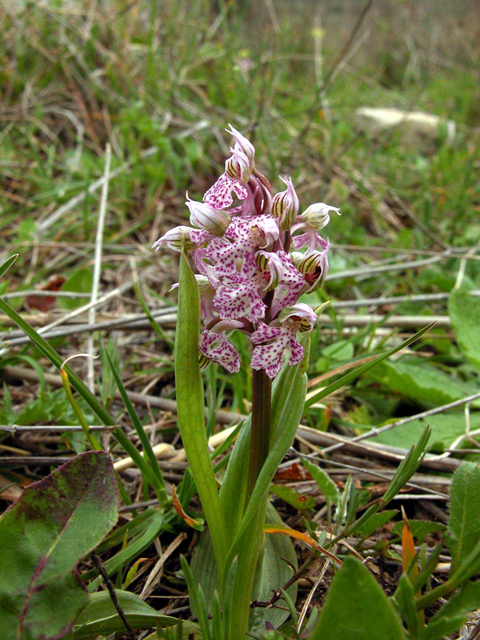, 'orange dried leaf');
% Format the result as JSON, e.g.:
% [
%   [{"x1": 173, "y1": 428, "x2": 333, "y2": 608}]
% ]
[
  {"x1": 264, "y1": 524, "x2": 342, "y2": 566},
  {"x1": 172, "y1": 486, "x2": 203, "y2": 530}
]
